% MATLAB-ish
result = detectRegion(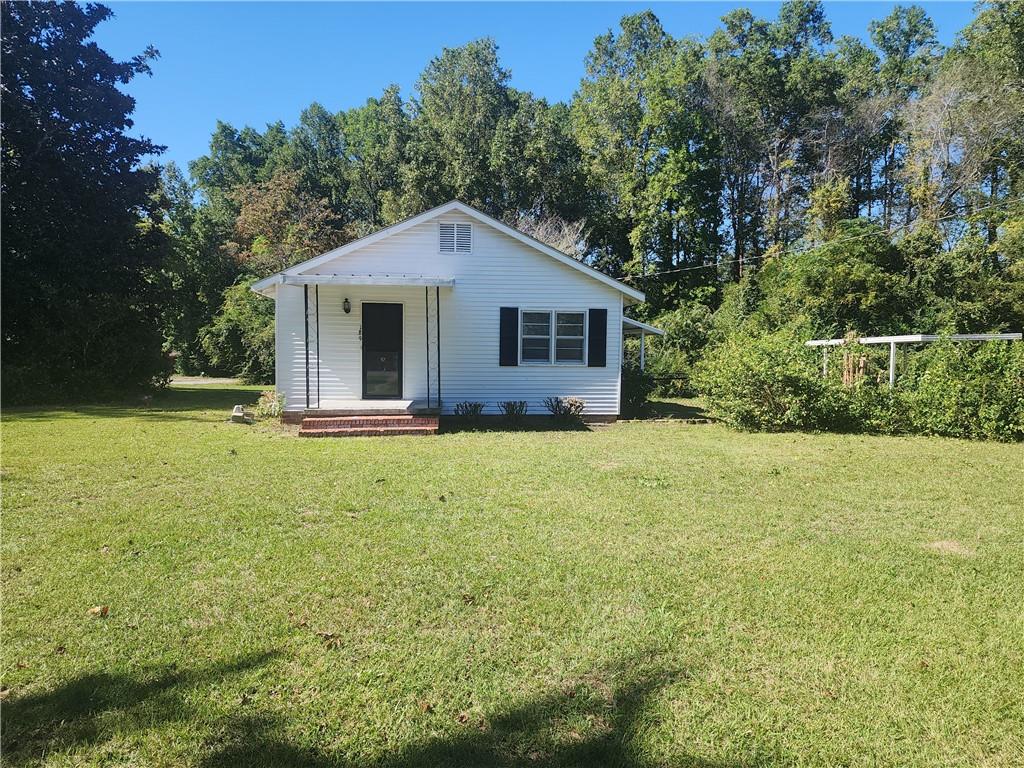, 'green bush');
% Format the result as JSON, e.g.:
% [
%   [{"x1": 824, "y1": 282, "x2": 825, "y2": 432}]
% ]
[
  {"x1": 695, "y1": 330, "x2": 846, "y2": 431},
  {"x1": 199, "y1": 279, "x2": 275, "y2": 384},
  {"x1": 254, "y1": 390, "x2": 285, "y2": 420},
  {"x1": 897, "y1": 340, "x2": 1024, "y2": 441},
  {"x1": 696, "y1": 331, "x2": 1024, "y2": 441},
  {"x1": 621, "y1": 364, "x2": 656, "y2": 417}
]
